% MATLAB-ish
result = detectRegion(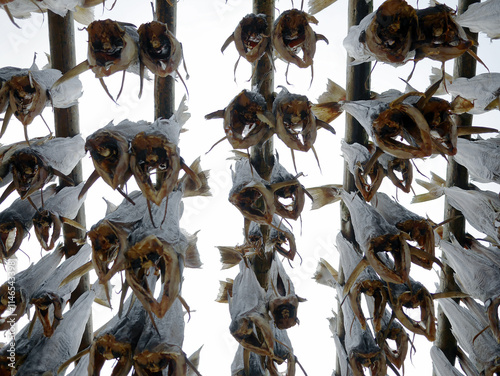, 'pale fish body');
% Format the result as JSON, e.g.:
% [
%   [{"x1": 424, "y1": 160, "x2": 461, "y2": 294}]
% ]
[
  {"x1": 456, "y1": 0, "x2": 500, "y2": 39},
  {"x1": 454, "y1": 137, "x2": 500, "y2": 184}
]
